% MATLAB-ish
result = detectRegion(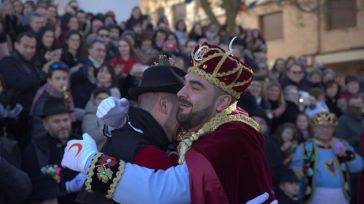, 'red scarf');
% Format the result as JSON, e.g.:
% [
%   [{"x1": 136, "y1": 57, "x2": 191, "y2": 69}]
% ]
[{"x1": 109, "y1": 56, "x2": 136, "y2": 75}]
